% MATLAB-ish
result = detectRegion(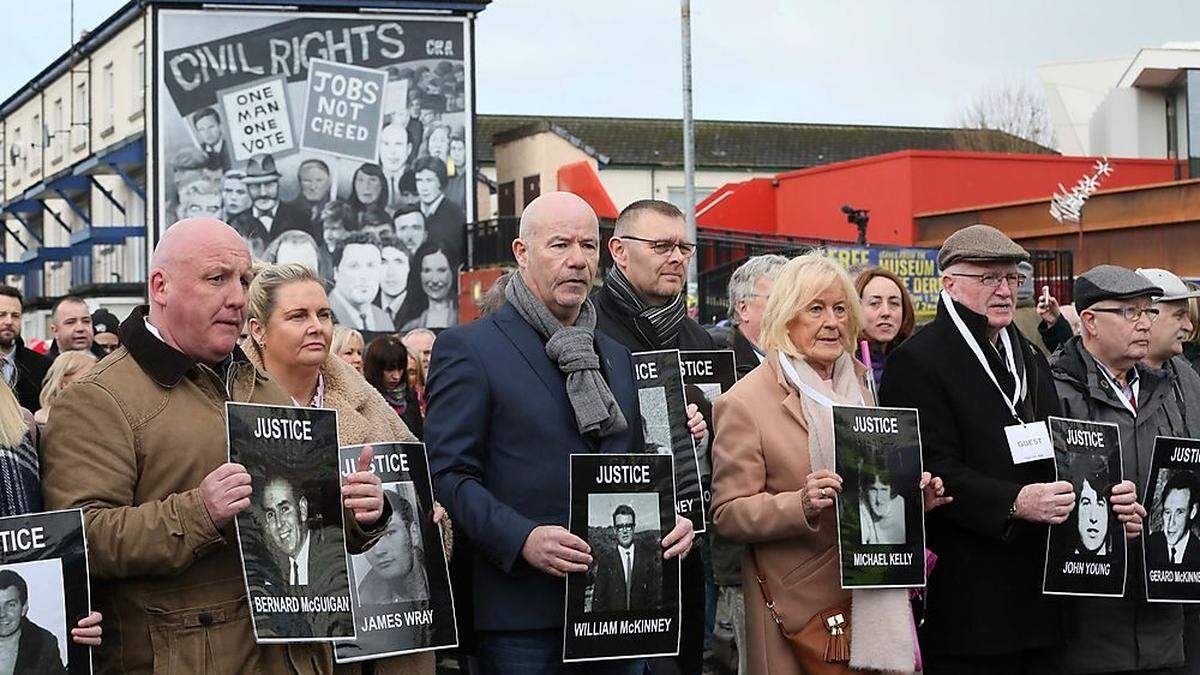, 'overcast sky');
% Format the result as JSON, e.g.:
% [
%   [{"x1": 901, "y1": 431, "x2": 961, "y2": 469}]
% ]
[{"x1": 4, "y1": 0, "x2": 1199, "y2": 132}]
